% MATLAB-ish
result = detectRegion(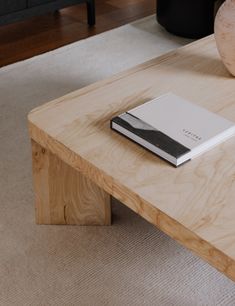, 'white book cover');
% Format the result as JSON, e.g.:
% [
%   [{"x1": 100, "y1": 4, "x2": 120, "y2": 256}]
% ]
[{"x1": 111, "y1": 93, "x2": 235, "y2": 166}]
